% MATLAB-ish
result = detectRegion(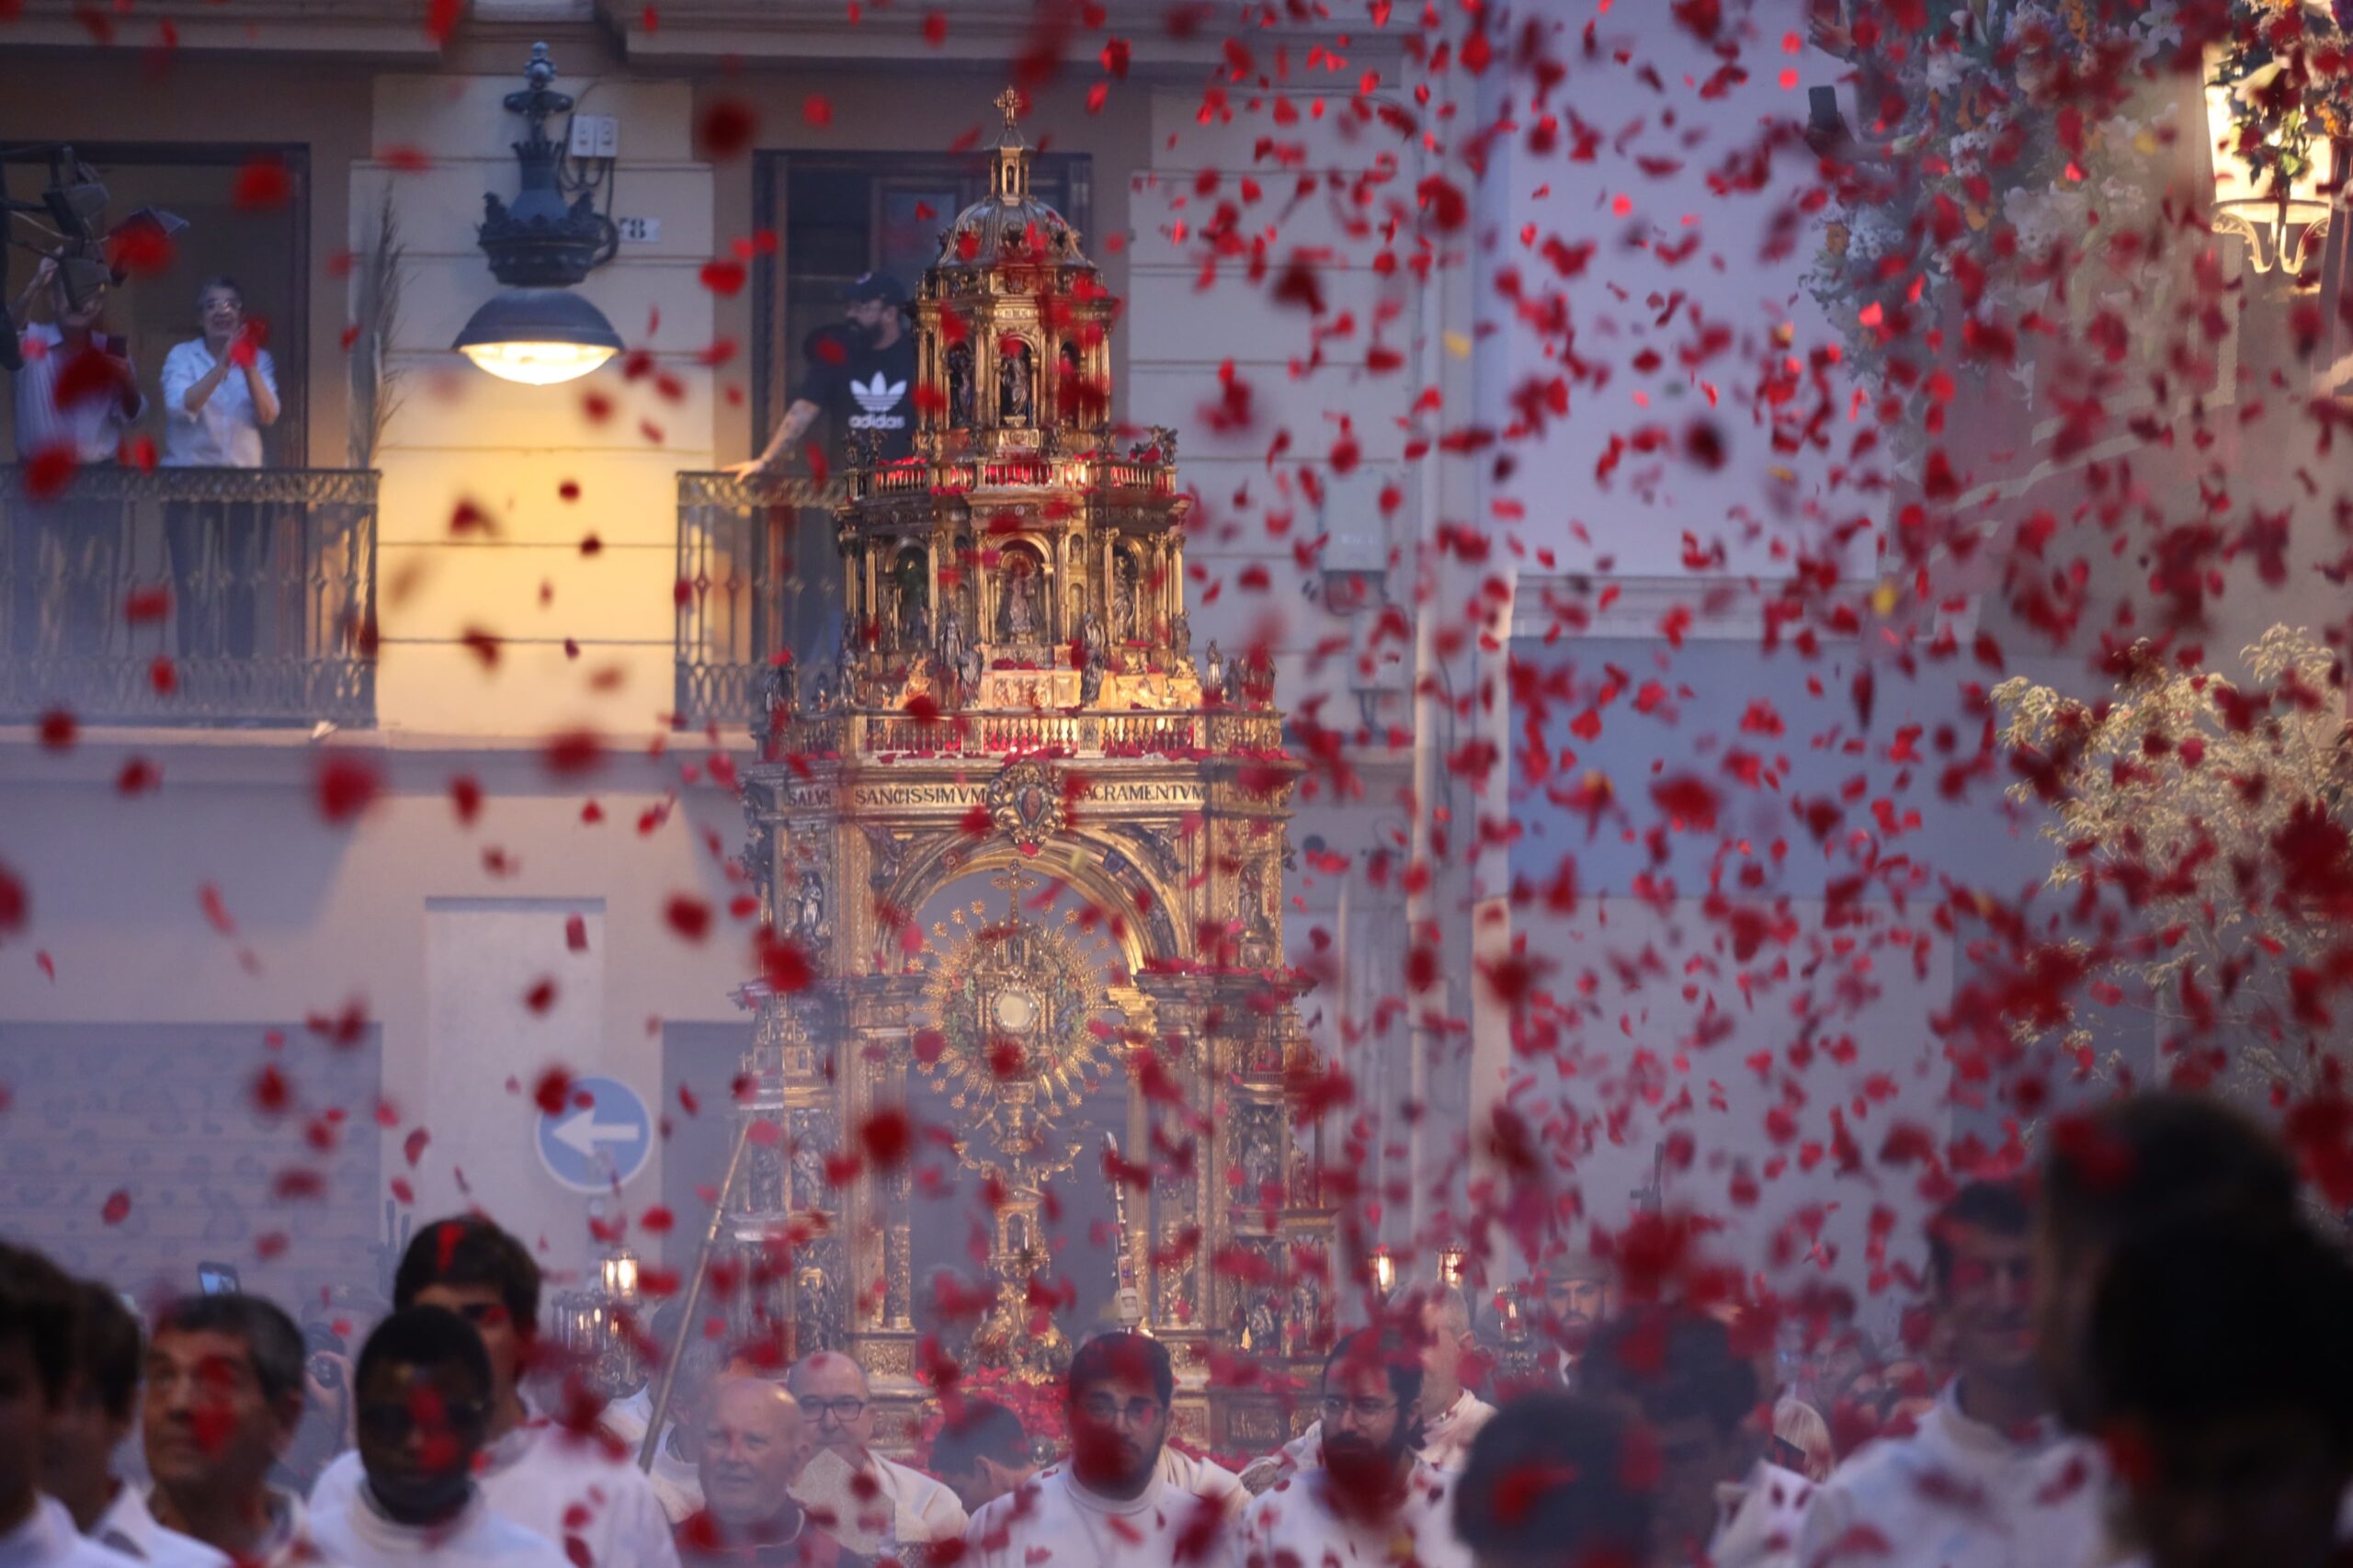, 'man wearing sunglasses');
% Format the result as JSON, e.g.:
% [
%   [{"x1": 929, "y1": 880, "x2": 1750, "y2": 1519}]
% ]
[
  {"x1": 783, "y1": 1354, "x2": 966, "y2": 1550},
  {"x1": 308, "y1": 1308, "x2": 567, "y2": 1568},
  {"x1": 309, "y1": 1218, "x2": 680, "y2": 1568},
  {"x1": 1232, "y1": 1328, "x2": 1470, "y2": 1568}
]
